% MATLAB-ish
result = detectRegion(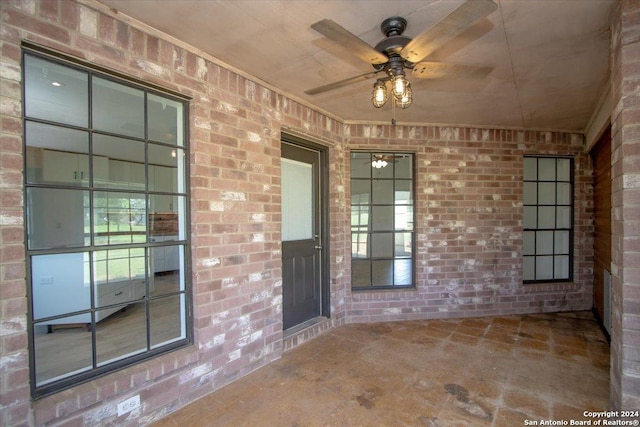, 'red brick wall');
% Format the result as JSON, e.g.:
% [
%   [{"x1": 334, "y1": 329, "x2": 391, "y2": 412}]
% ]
[
  {"x1": 0, "y1": 1, "x2": 348, "y2": 425},
  {"x1": 0, "y1": 0, "x2": 601, "y2": 425},
  {"x1": 345, "y1": 126, "x2": 593, "y2": 322},
  {"x1": 610, "y1": 0, "x2": 640, "y2": 411}
]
